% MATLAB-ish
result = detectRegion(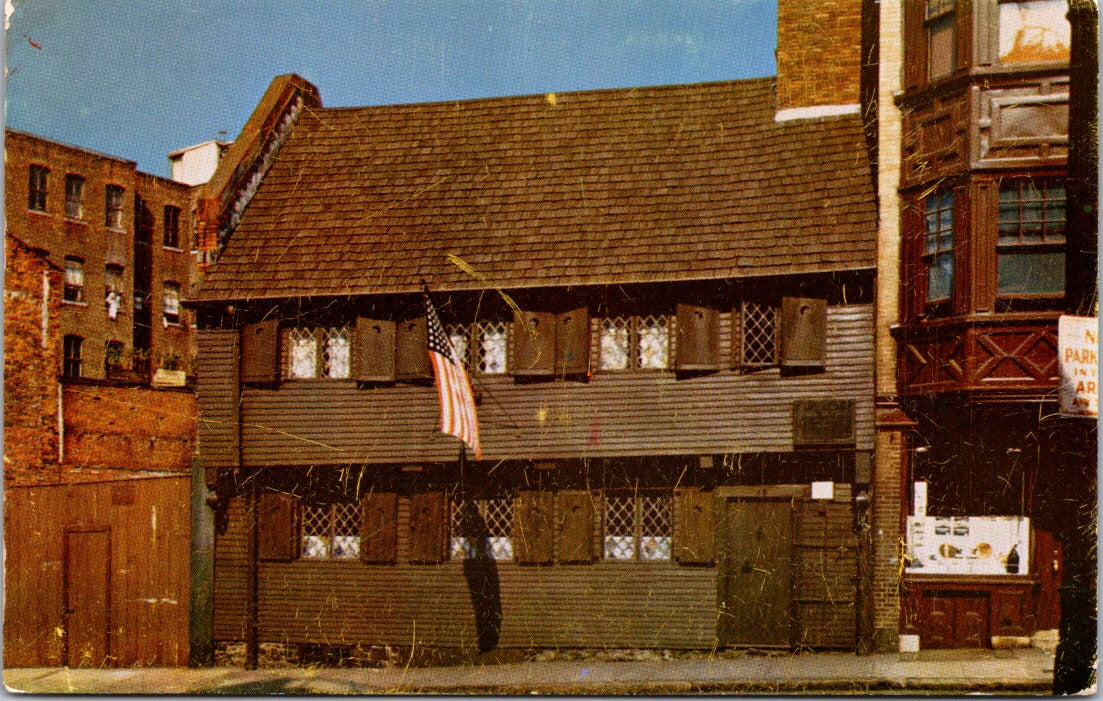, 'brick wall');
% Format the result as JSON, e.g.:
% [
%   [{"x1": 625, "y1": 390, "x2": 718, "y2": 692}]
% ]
[
  {"x1": 4, "y1": 237, "x2": 62, "y2": 485},
  {"x1": 872, "y1": 425, "x2": 906, "y2": 651},
  {"x1": 776, "y1": 0, "x2": 863, "y2": 109}
]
